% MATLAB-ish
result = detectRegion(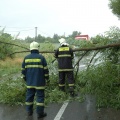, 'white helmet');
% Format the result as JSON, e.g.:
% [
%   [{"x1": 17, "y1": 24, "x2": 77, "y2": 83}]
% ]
[
  {"x1": 30, "y1": 41, "x2": 40, "y2": 50},
  {"x1": 58, "y1": 38, "x2": 69, "y2": 46}
]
